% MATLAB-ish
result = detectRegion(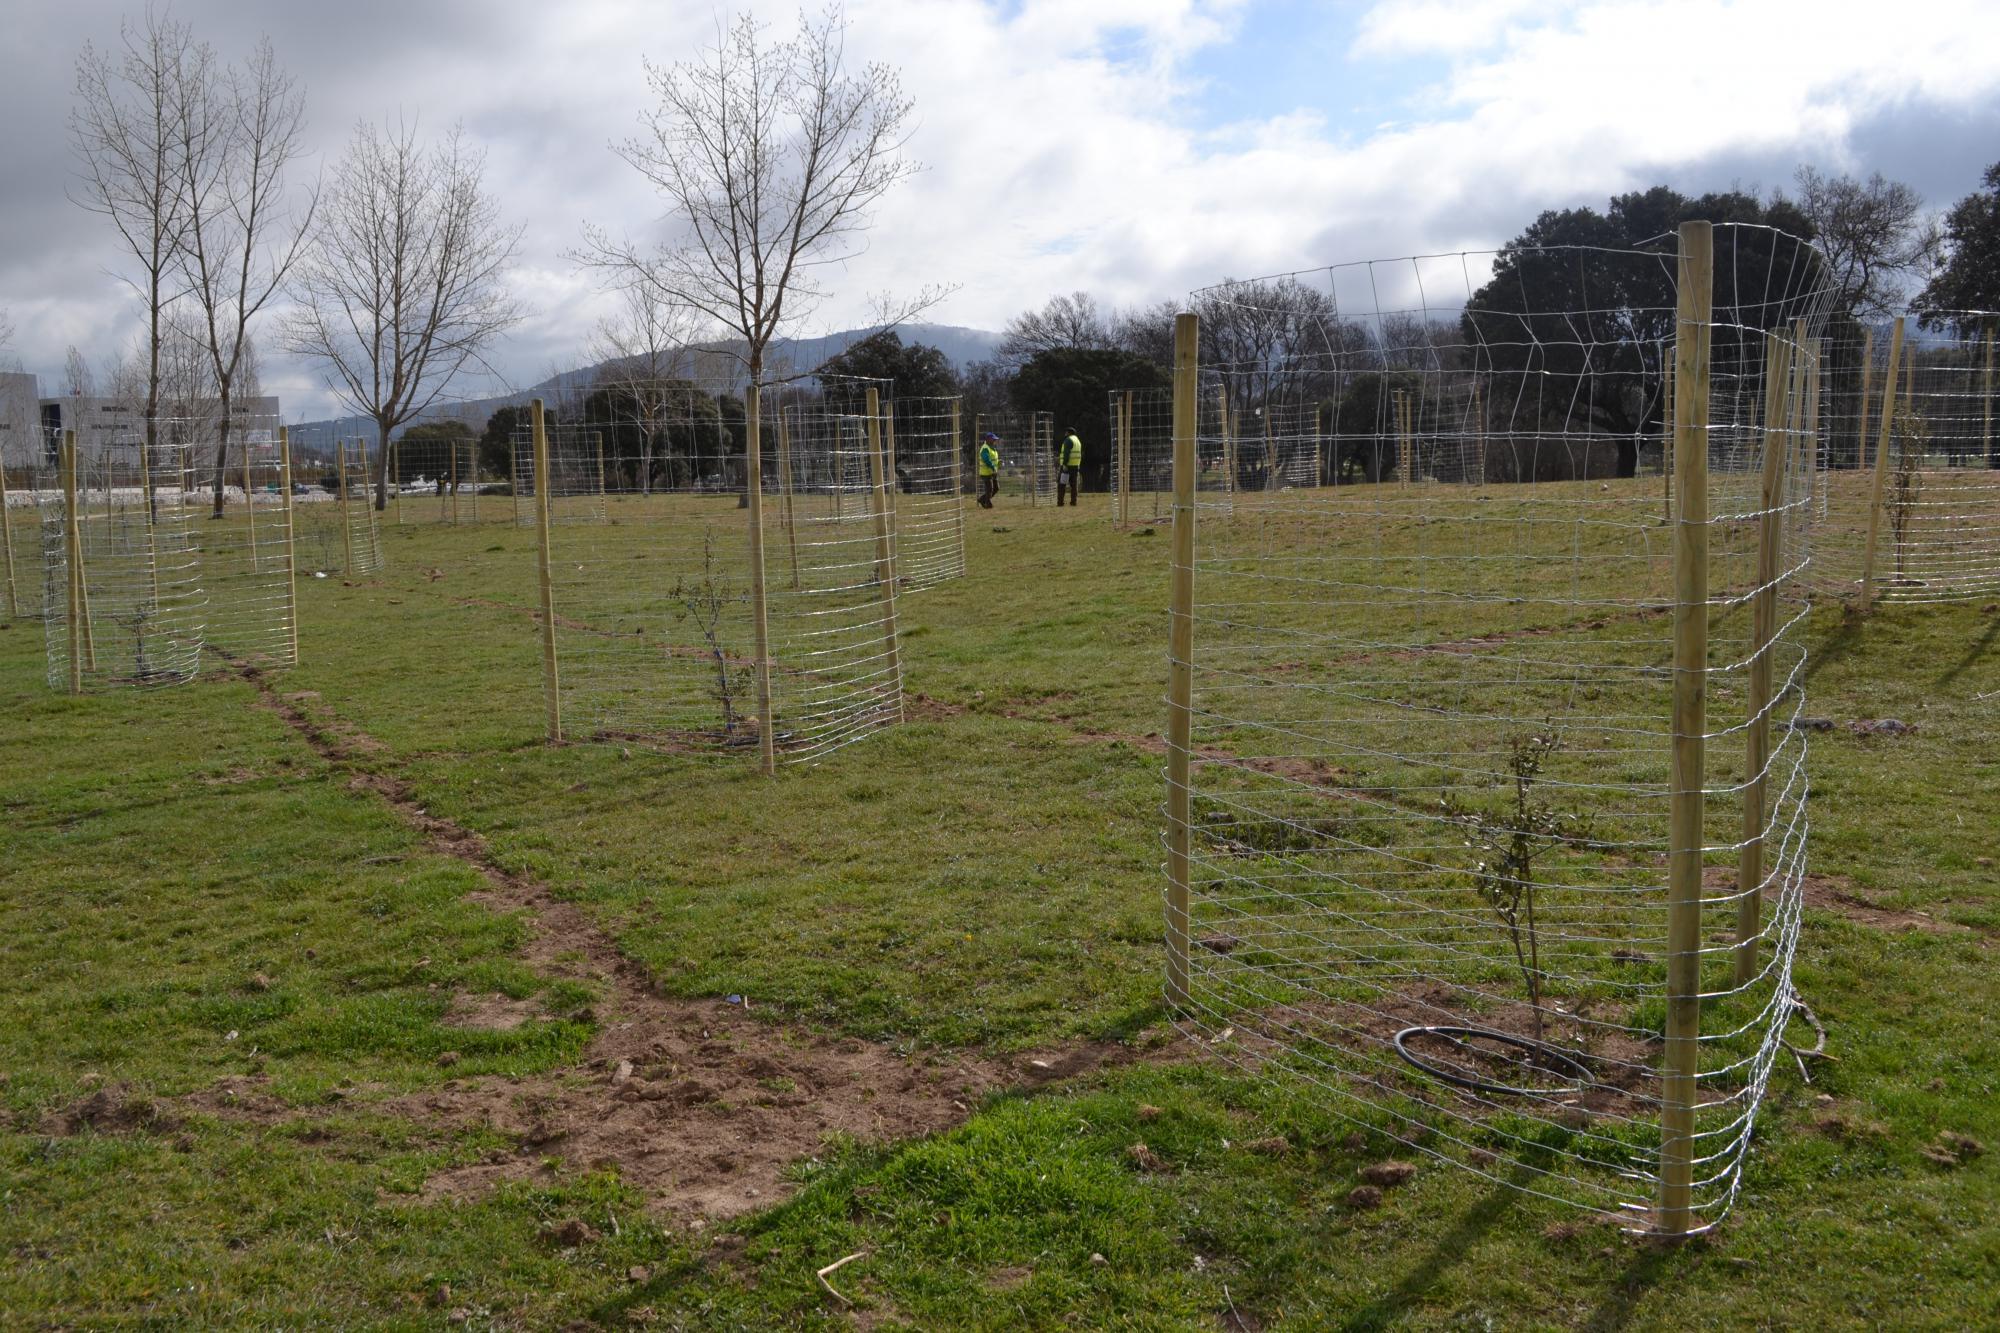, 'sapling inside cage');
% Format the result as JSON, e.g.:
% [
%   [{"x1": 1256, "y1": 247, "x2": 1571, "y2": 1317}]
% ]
[
  {"x1": 40, "y1": 427, "x2": 206, "y2": 690},
  {"x1": 532, "y1": 377, "x2": 903, "y2": 766},
  {"x1": 1164, "y1": 221, "x2": 1831, "y2": 1236},
  {"x1": 1815, "y1": 315, "x2": 2000, "y2": 604}
]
